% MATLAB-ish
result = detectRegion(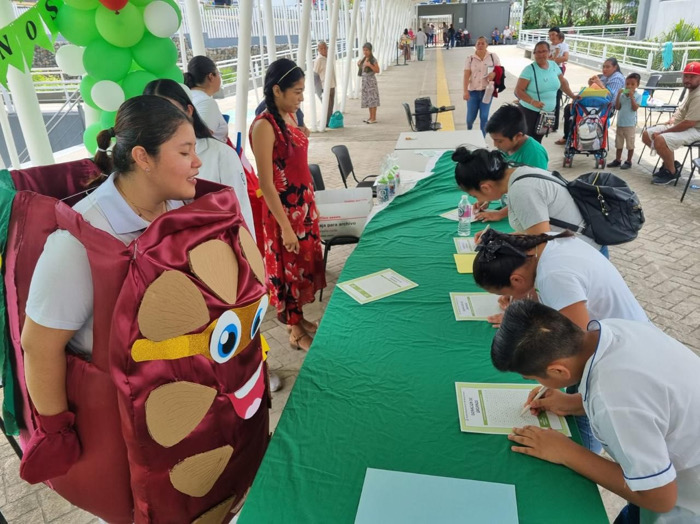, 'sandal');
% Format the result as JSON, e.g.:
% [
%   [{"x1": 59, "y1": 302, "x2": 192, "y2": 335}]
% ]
[
  {"x1": 554, "y1": 138, "x2": 566, "y2": 145},
  {"x1": 289, "y1": 332, "x2": 313, "y2": 351},
  {"x1": 287, "y1": 320, "x2": 319, "y2": 334},
  {"x1": 367, "y1": 120, "x2": 377, "y2": 124}
]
